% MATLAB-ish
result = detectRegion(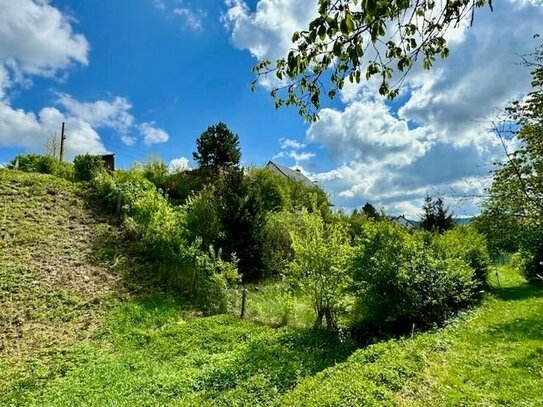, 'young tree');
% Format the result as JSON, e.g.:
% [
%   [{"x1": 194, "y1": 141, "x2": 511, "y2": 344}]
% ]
[
  {"x1": 254, "y1": 0, "x2": 494, "y2": 121},
  {"x1": 420, "y1": 194, "x2": 454, "y2": 233},
  {"x1": 193, "y1": 123, "x2": 241, "y2": 169},
  {"x1": 44, "y1": 134, "x2": 61, "y2": 159},
  {"x1": 288, "y1": 210, "x2": 352, "y2": 330},
  {"x1": 482, "y1": 42, "x2": 543, "y2": 281}
]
